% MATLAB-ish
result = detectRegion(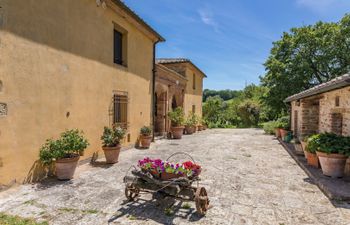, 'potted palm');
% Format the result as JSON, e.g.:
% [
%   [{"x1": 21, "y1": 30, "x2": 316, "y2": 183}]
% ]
[
  {"x1": 306, "y1": 134, "x2": 321, "y2": 168},
  {"x1": 140, "y1": 126, "x2": 152, "y2": 148},
  {"x1": 101, "y1": 125, "x2": 126, "y2": 164},
  {"x1": 168, "y1": 107, "x2": 185, "y2": 139},
  {"x1": 184, "y1": 112, "x2": 198, "y2": 135},
  {"x1": 314, "y1": 133, "x2": 350, "y2": 178},
  {"x1": 39, "y1": 129, "x2": 89, "y2": 180}
]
